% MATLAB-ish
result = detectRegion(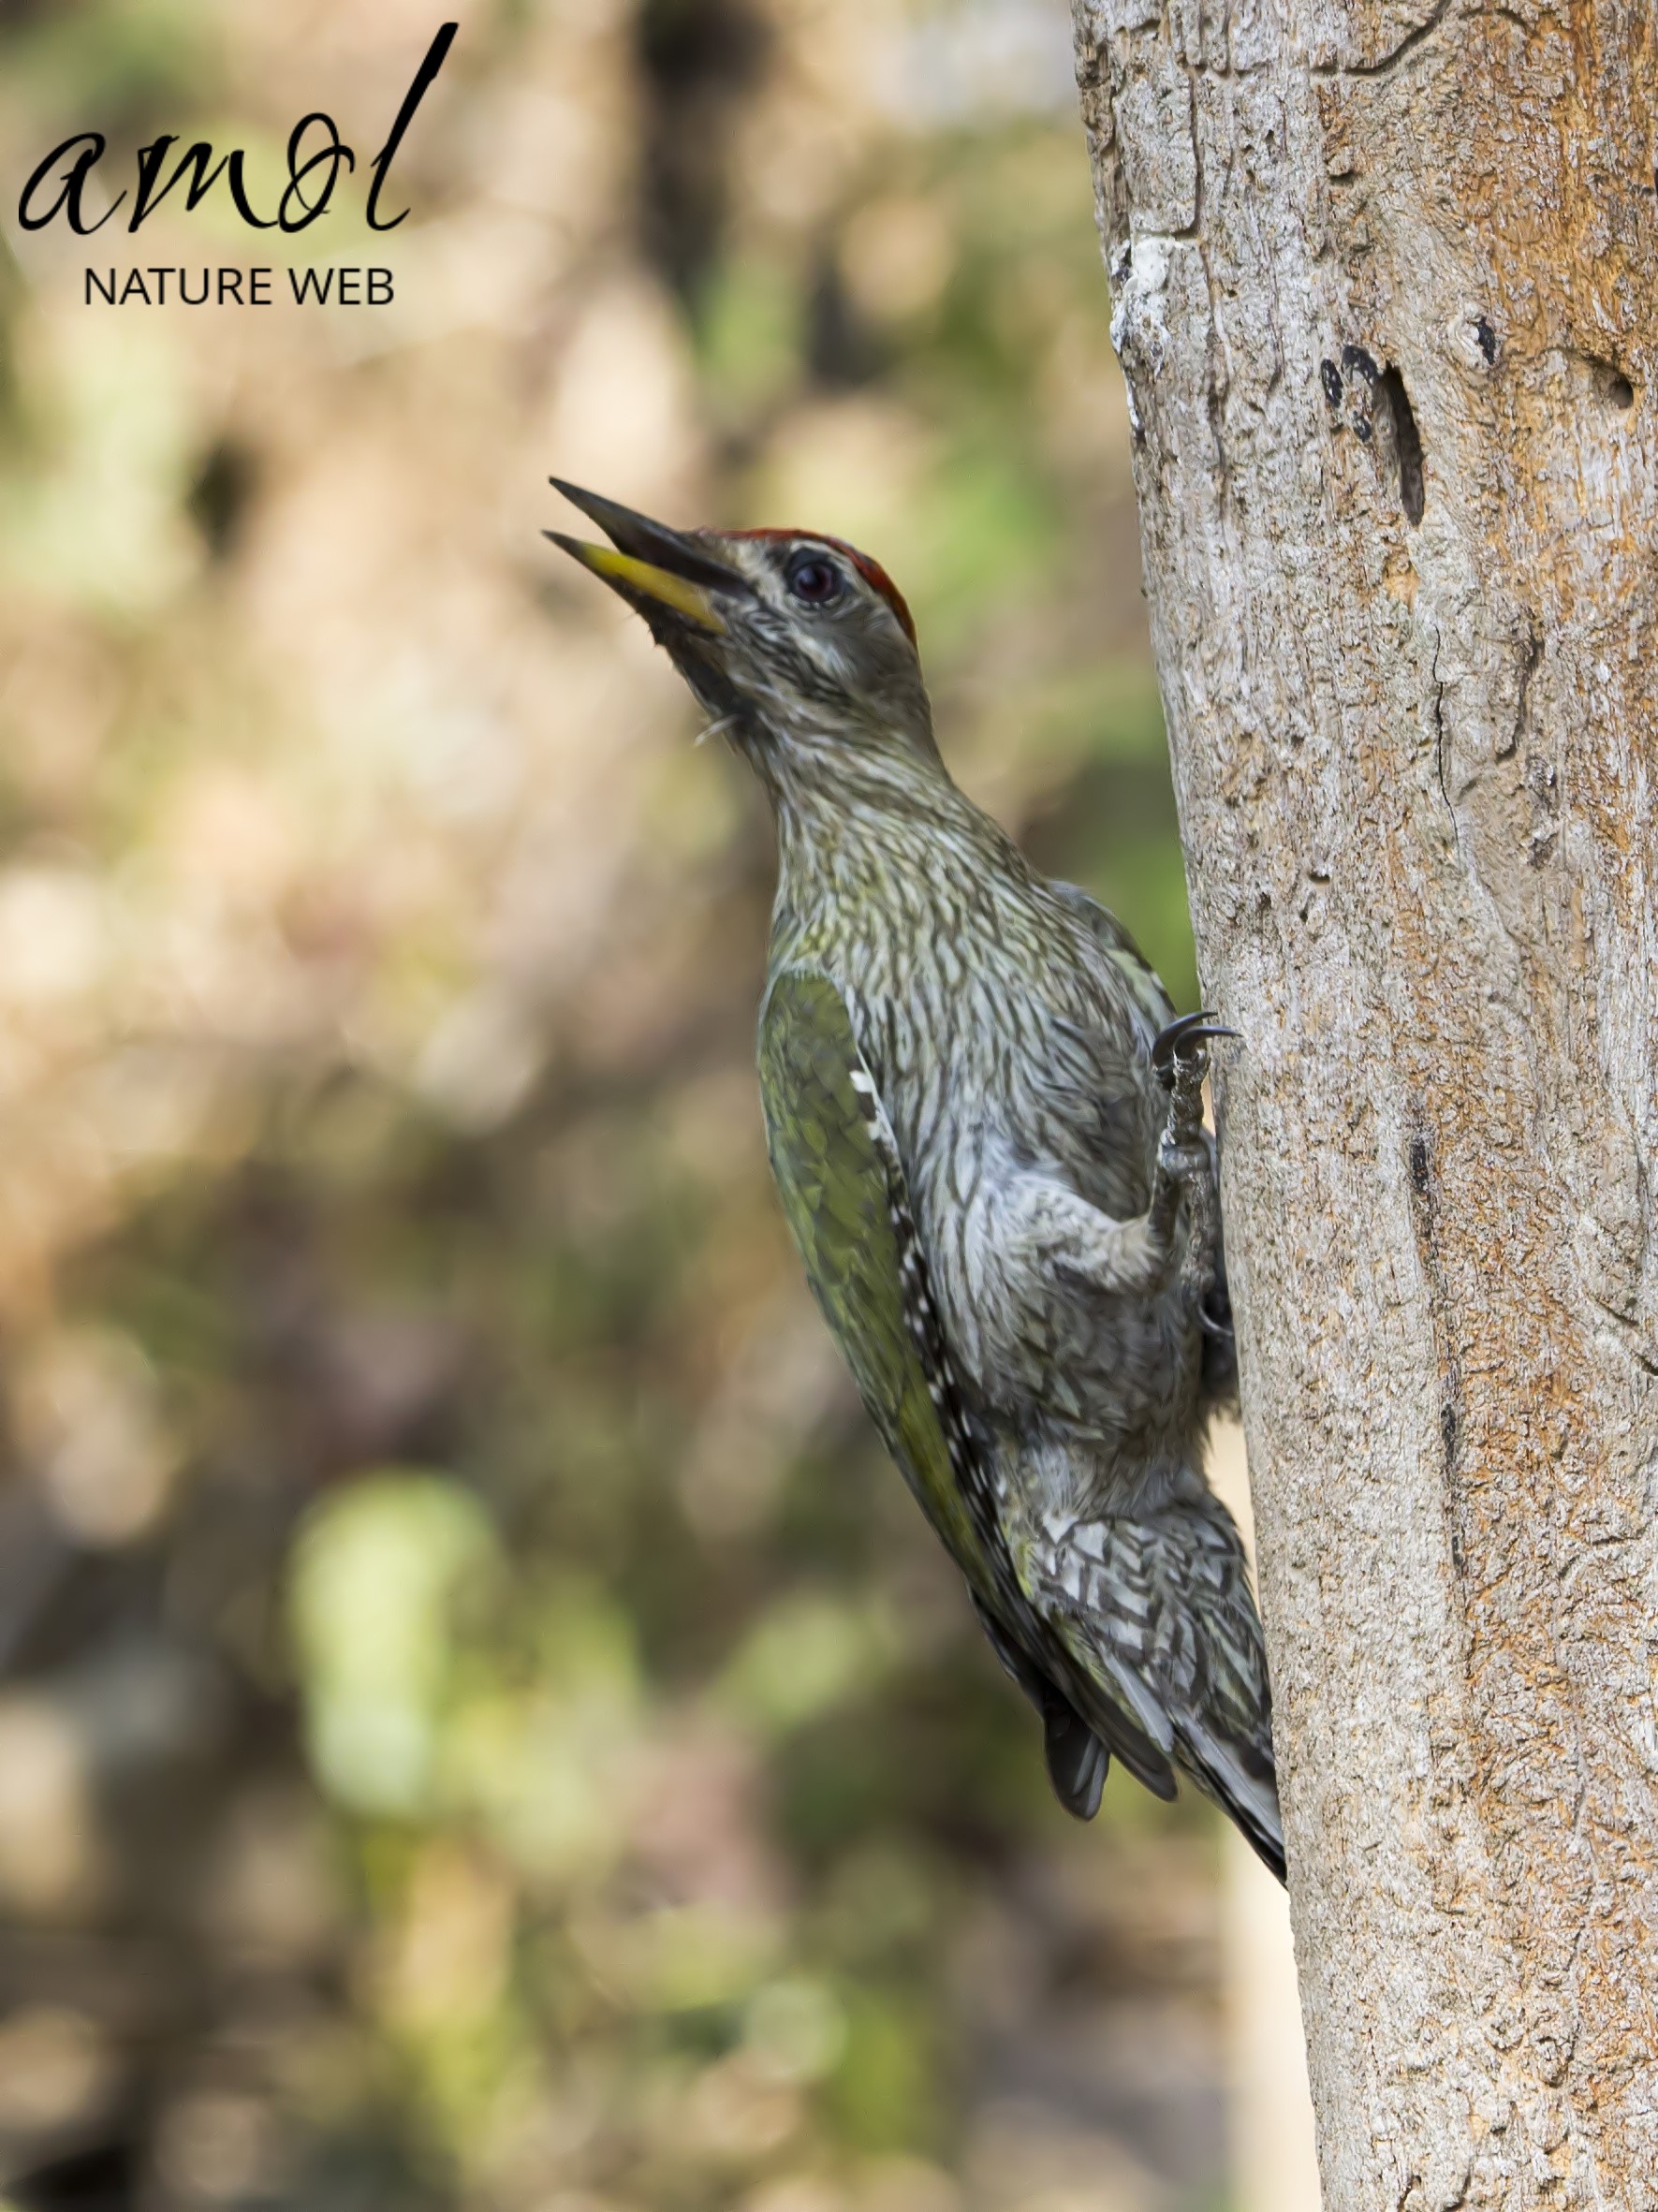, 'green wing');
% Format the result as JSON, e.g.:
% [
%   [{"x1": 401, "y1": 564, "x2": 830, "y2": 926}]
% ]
[
  {"x1": 757, "y1": 966, "x2": 1177, "y2": 1809},
  {"x1": 756, "y1": 968, "x2": 990, "y2": 1583}
]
